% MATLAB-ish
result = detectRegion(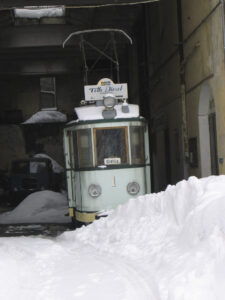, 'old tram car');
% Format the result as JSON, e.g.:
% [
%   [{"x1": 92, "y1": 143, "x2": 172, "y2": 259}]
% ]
[{"x1": 63, "y1": 79, "x2": 151, "y2": 223}]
